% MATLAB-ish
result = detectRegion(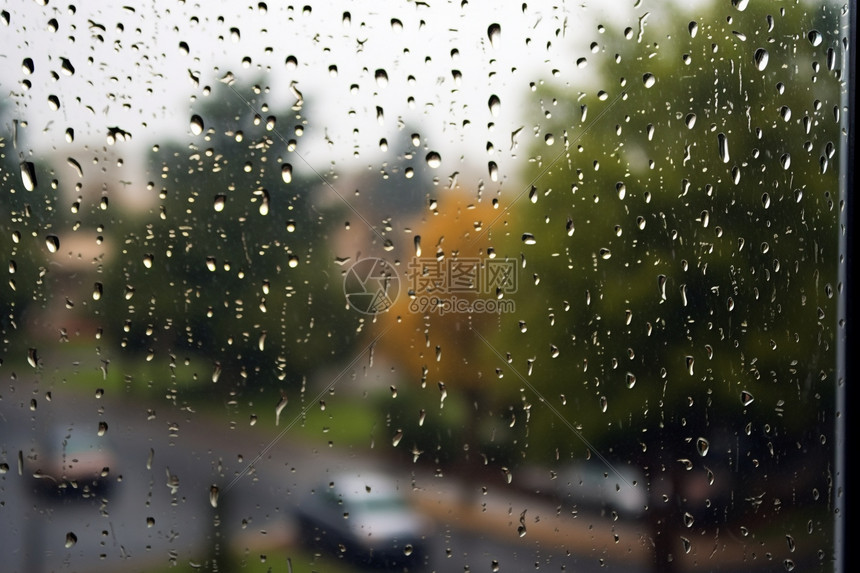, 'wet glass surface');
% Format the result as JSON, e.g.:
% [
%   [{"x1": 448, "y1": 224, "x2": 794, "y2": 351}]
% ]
[{"x1": 0, "y1": 1, "x2": 849, "y2": 571}]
